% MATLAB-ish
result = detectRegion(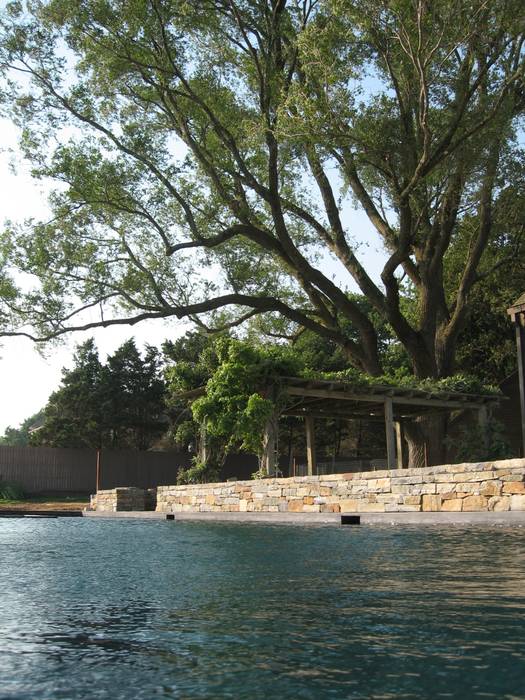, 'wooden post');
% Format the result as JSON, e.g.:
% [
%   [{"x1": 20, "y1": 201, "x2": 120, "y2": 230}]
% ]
[
  {"x1": 515, "y1": 319, "x2": 525, "y2": 457},
  {"x1": 394, "y1": 421, "x2": 403, "y2": 469},
  {"x1": 96, "y1": 449, "x2": 101, "y2": 491},
  {"x1": 305, "y1": 415, "x2": 316, "y2": 476},
  {"x1": 478, "y1": 405, "x2": 489, "y2": 455},
  {"x1": 507, "y1": 298, "x2": 525, "y2": 457},
  {"x1": 384, "y1": 398, "x2": 396, "y2": 470}
]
